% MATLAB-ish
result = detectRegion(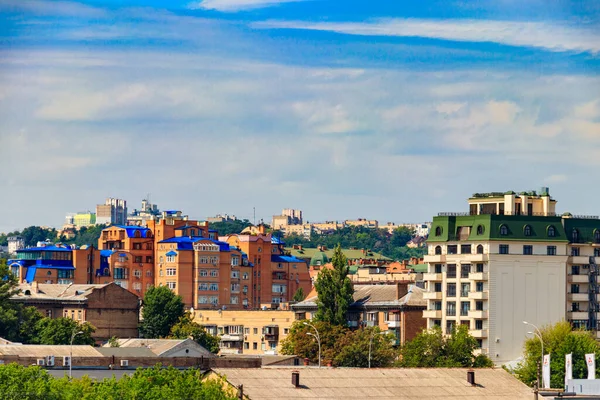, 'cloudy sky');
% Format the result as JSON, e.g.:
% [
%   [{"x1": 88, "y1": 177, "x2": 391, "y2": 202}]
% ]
[{"x1": 0, "y1": 0, "x2": 599, "y2": 233}]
